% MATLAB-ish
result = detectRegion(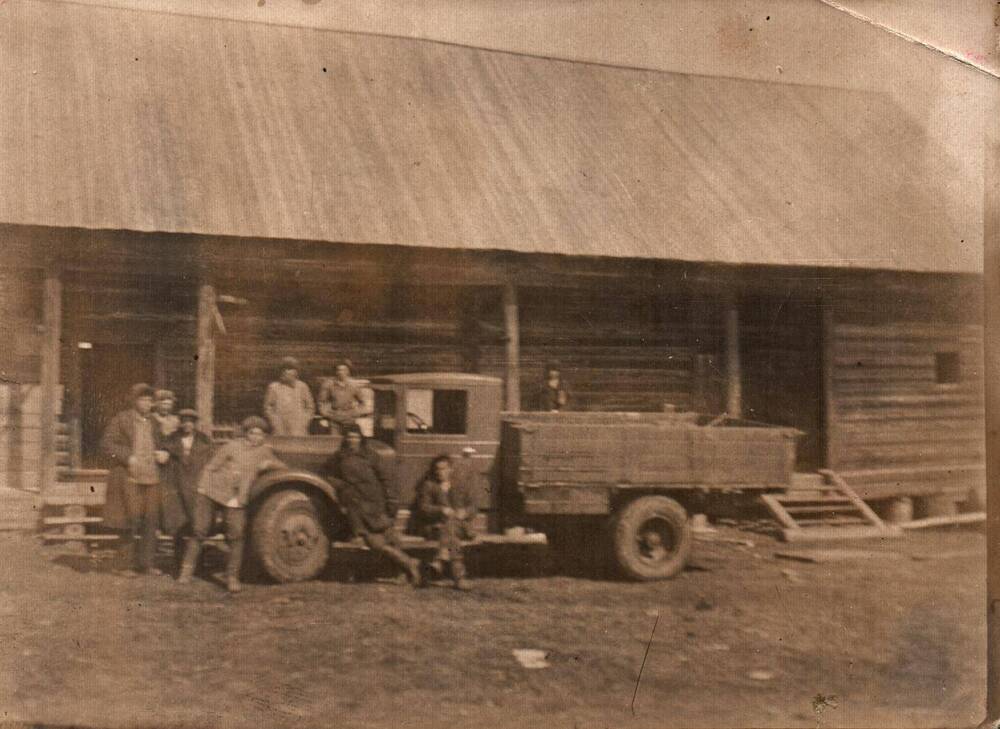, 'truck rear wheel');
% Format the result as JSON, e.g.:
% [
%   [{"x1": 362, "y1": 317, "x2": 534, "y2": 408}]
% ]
[
  {"x1": 612, "y1": 496, "x2": 691, "y2": 581},
  {"x1": 252, "y1": 489, "x2": 330, "y2": 583}
]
